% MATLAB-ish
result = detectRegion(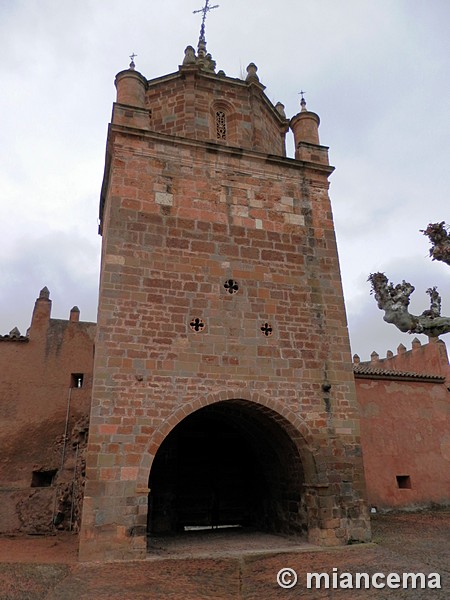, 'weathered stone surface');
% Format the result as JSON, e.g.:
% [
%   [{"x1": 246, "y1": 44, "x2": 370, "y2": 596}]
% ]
[
  {"x1": 80, "y1": 53, "x2": 370, "y2": 561},
  {"x1": 0, "y1": 291, "x2": 95, "y2": 535}
]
